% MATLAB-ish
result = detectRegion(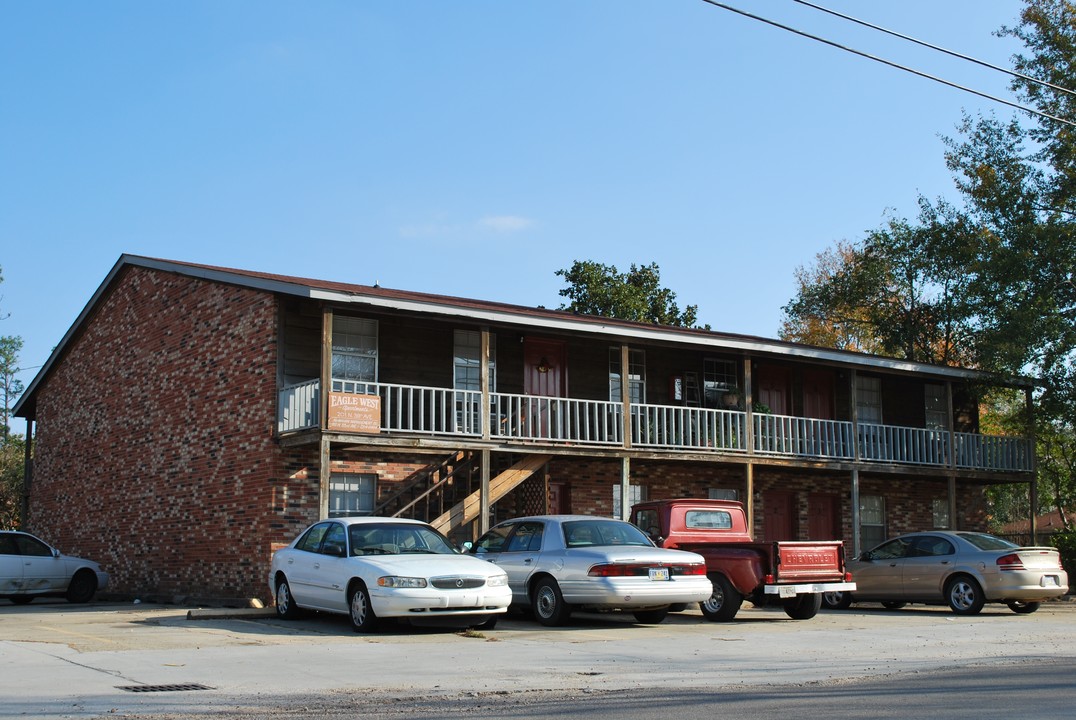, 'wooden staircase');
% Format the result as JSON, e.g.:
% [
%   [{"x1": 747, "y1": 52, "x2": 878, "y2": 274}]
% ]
[
  {"x1": 429, "y1": 454, "x2": 552, "y2": 535},
  {"x1": 376, "y1": 451, "x2": 475, "y2": 520}
]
